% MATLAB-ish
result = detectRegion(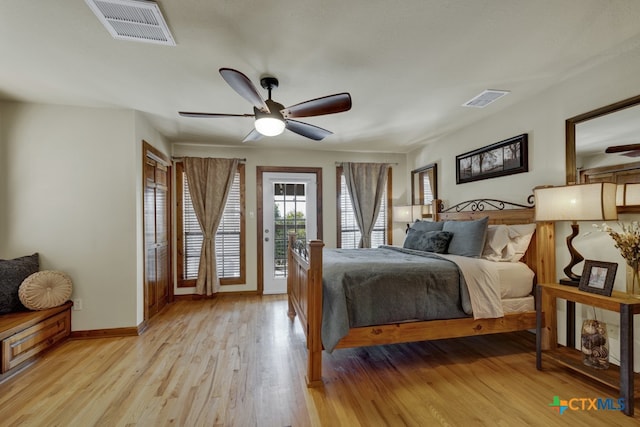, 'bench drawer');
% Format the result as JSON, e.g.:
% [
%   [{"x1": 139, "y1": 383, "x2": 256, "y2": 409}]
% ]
[{"x1": 1, "y1": 310, "x2": 71, "y2": 373}]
